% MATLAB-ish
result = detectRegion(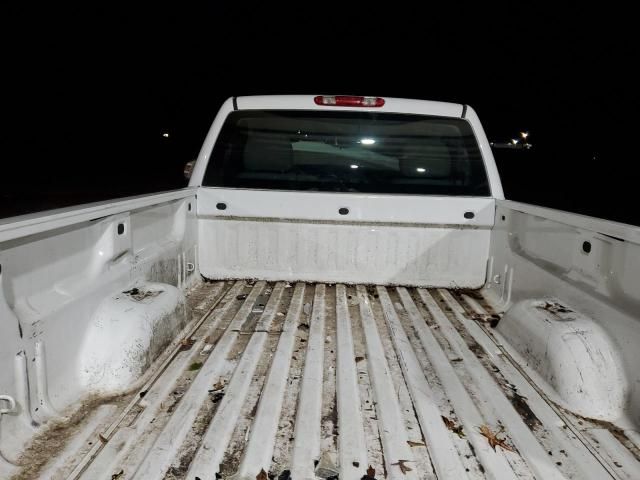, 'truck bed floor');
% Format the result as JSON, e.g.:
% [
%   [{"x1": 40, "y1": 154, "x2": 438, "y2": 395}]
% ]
[{"x1": 22, "y1": 281, "x2": 640, "y2": 480}]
